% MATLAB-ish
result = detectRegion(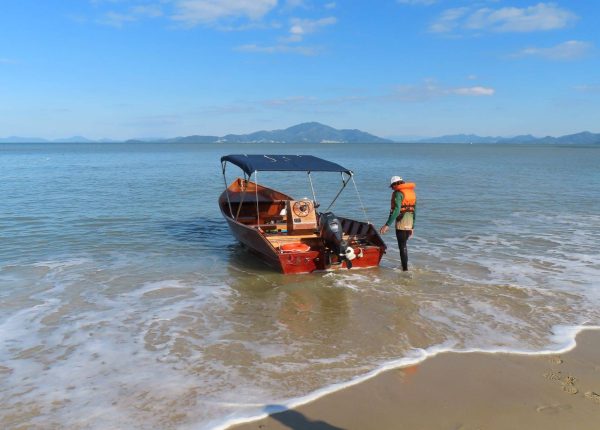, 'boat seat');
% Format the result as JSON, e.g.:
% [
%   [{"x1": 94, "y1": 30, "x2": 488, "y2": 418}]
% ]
[
  {"x1": 266, "y1": 233, "x2": 319, "y2": 241},
  {"x1": 340, "y1": 219, "x2": 371, "y2": 238},
  {"x1": 349, "y1": 222, "x2": 360, "y2": 236},
  {"x1": 266, "y1": 234, "x2": 321, "y2": 250},
  {"x1": 256, "y1": 224, "x2": 280, "y2": 230}
]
